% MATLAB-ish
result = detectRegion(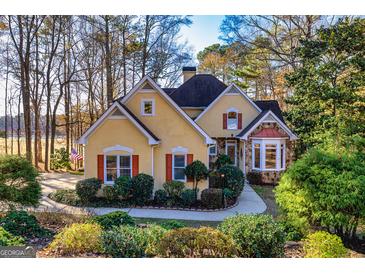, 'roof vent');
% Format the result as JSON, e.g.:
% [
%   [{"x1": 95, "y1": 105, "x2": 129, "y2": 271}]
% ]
[{"x1": 182, "y1": 66, "x2": 196, "y2": 83}]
